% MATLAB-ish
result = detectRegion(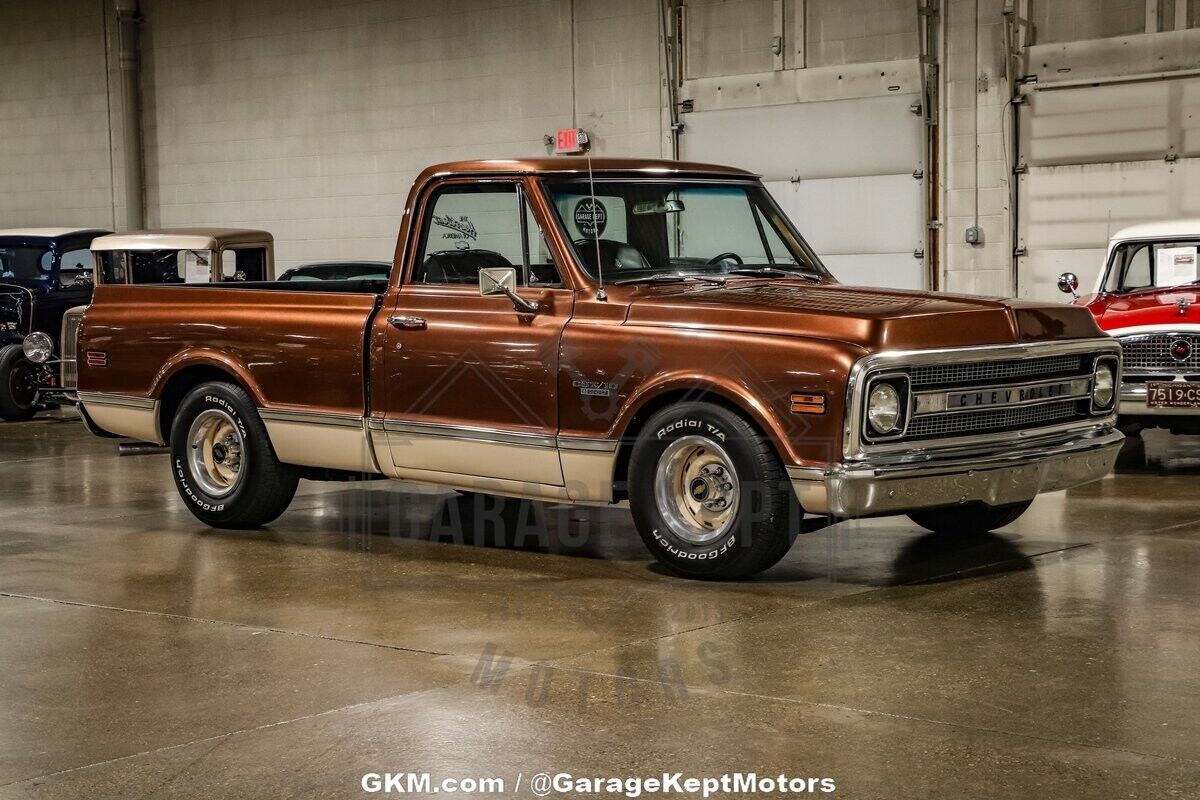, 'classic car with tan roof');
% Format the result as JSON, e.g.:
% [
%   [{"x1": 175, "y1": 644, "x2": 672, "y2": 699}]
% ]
[{"x1": 75, "y1": 158, "x2": 1123, "y2": 579}]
